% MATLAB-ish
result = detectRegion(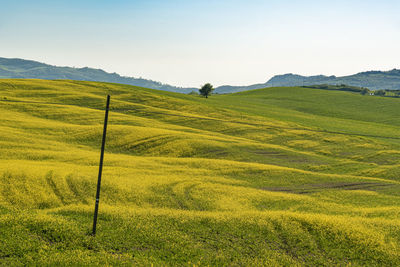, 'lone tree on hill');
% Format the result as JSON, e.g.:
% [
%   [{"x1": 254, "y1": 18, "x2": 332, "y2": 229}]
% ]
[{"x1": 199, "y1": 83, "x2": 214, "y2": 98}]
